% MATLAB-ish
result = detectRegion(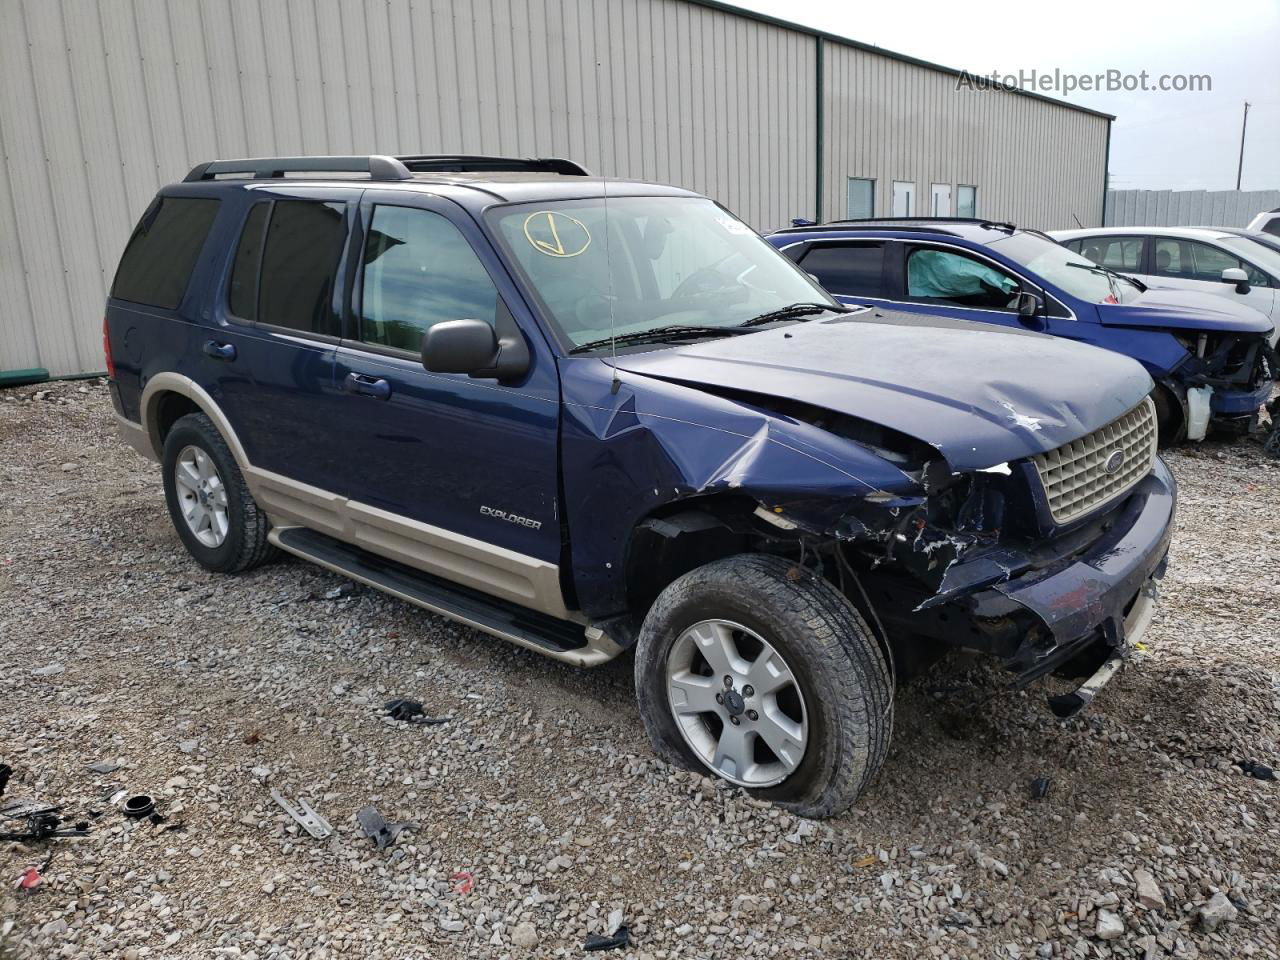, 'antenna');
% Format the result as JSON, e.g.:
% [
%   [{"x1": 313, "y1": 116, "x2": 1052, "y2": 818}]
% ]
[
  {"x1": 1072, "y1": 213, "x2": 1083, "y2": 228},
  {"x1": 604, "y1": 172, "x2": 621, "y2": 394}
]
